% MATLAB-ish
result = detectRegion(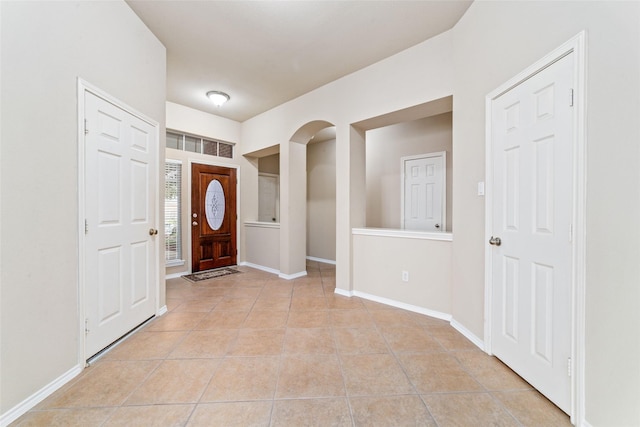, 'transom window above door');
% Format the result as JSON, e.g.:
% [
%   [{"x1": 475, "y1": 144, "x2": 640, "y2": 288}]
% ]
[{"x1": 166, "y1": 130, "x2": 234, "y2": 159}]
